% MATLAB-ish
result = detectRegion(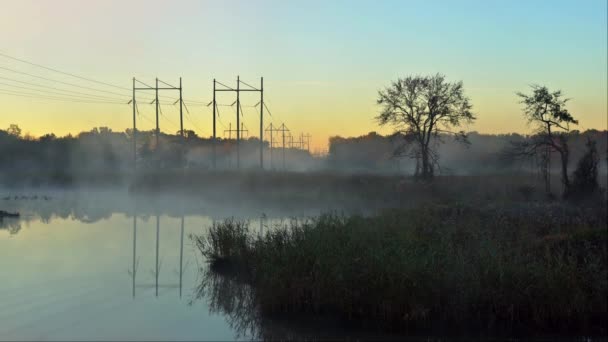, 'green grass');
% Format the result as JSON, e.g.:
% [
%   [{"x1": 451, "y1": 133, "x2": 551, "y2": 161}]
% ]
[{"x1": 192, "y1": 202, "x2": 607, "y2": 336}]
